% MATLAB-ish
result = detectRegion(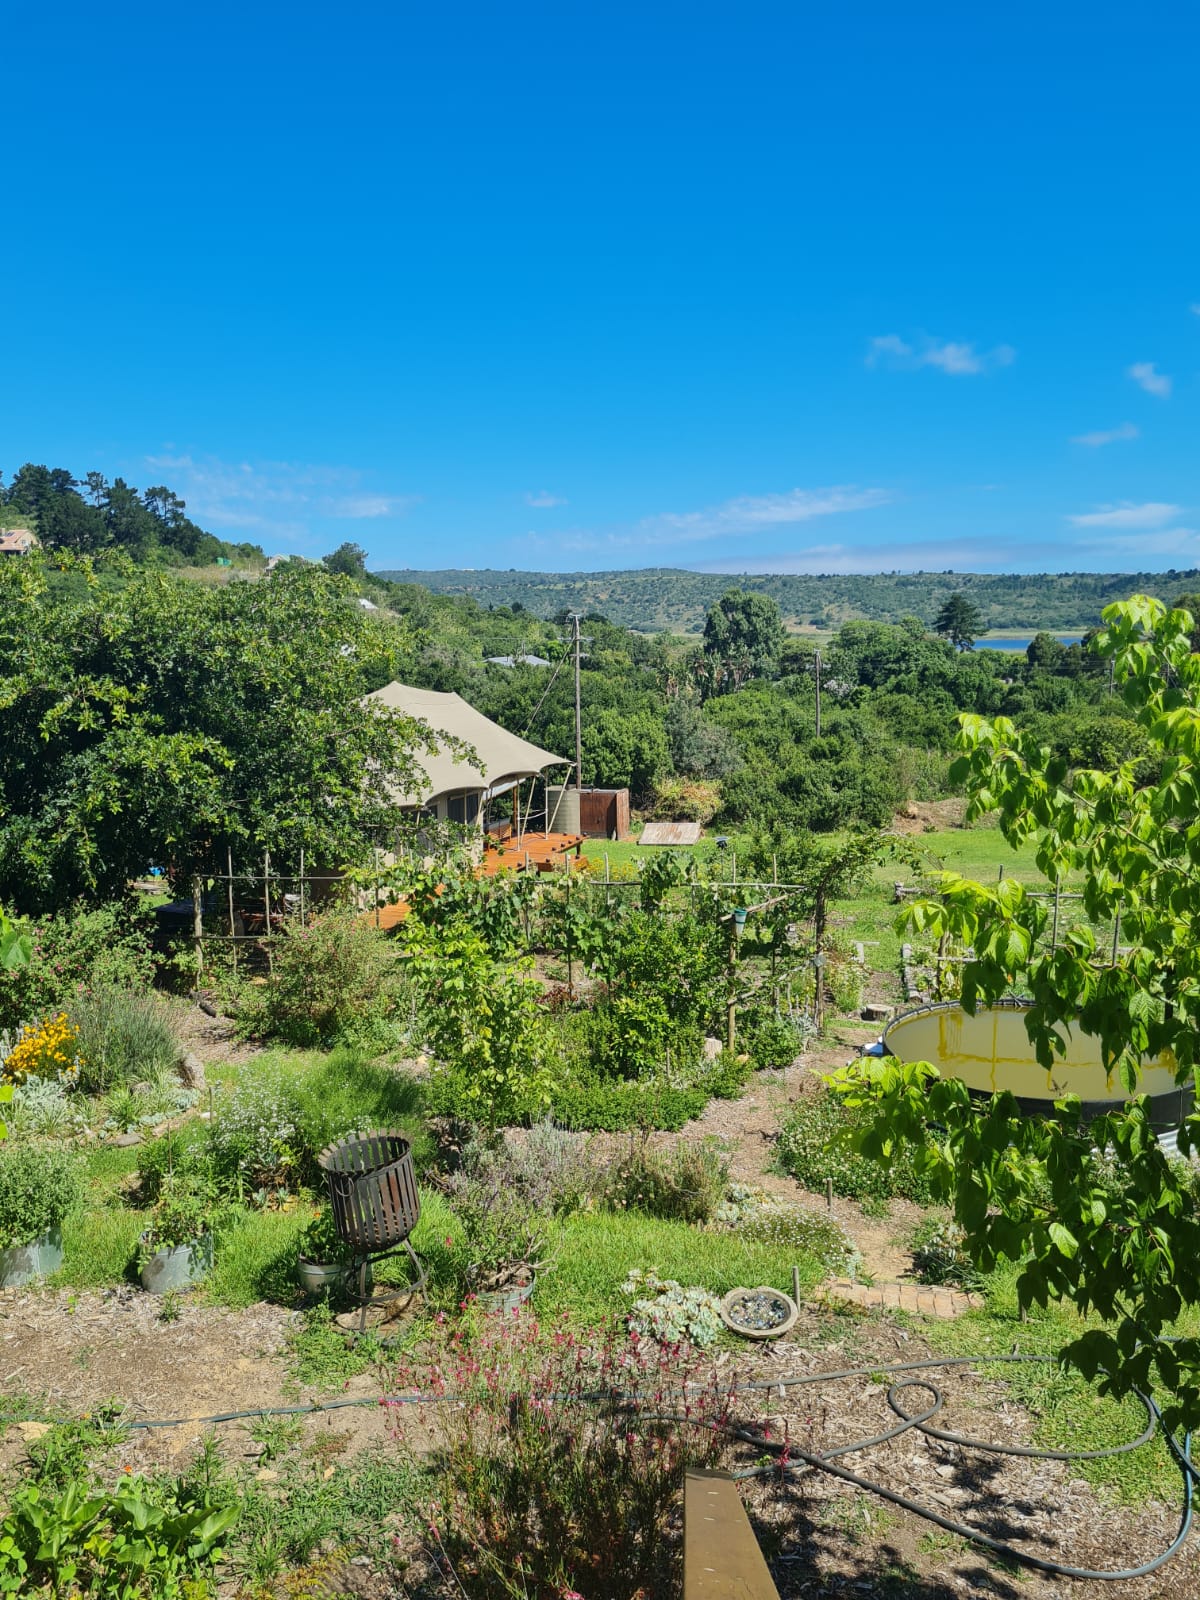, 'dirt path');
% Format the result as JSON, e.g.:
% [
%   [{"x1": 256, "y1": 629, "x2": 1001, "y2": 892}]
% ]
[{"x1": 661, "y1": 1040, "x2": 926, "y2": 1287}]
